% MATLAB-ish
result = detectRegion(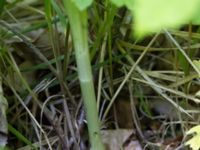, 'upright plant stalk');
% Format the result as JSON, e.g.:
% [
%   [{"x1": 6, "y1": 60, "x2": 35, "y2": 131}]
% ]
[{"x1": 63, "y1": 1, "x2": 105, "y2": 150}]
